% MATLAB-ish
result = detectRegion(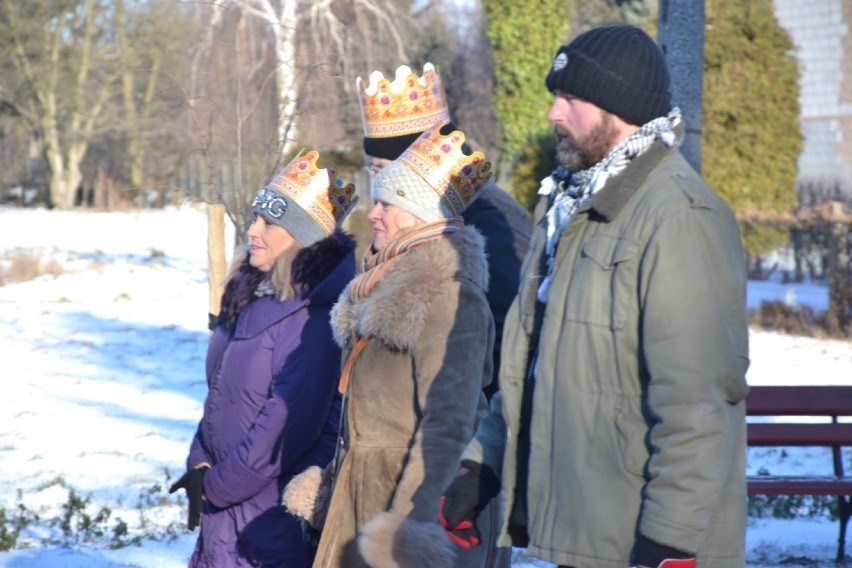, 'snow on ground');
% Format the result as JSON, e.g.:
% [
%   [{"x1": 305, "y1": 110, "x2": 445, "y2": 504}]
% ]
[{"x1": 0, "y1": 205, "x2": 849, "y2": 567}]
